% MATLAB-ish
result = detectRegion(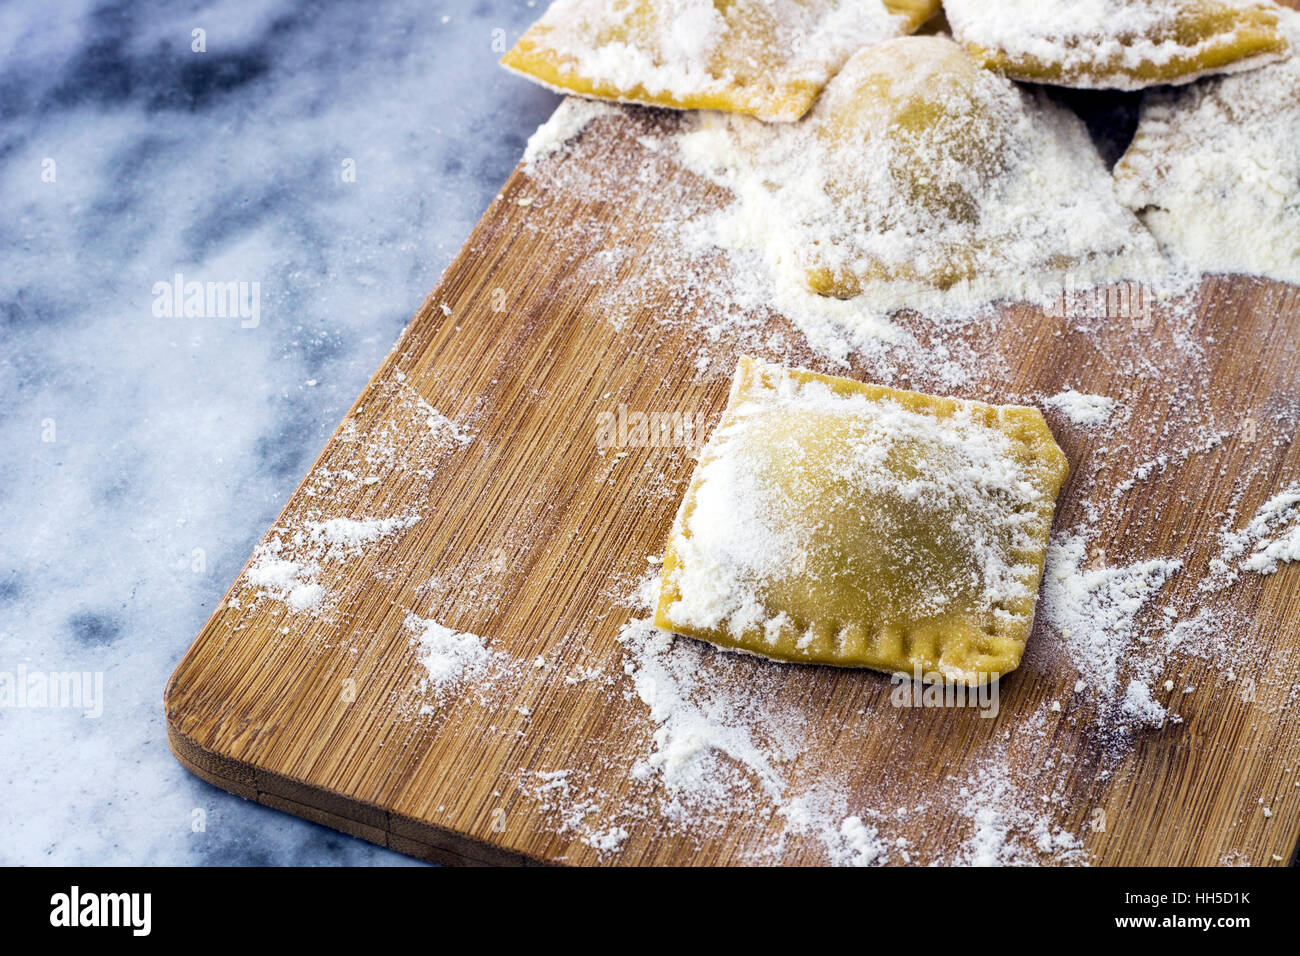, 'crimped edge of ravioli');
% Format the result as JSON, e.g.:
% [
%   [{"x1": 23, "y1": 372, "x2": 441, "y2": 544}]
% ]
[
  {"x1": 500, "y1": 43, "x2": 822, "y2": 122},
  {"x1": 962, "y1": 7, "x2": 1290, "y2": 91},
  {"x1": 501, "y1": 1, "x2": 942, "y2": 123},
  {"x1": 654, "y1": 357, "x2": 1070, "y2": 686}
]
